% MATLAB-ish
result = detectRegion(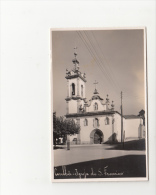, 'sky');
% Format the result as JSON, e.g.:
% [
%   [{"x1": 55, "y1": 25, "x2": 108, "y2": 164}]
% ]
[{"x1": 52, "y1": 29, "x2": 145, "y2": 117}]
